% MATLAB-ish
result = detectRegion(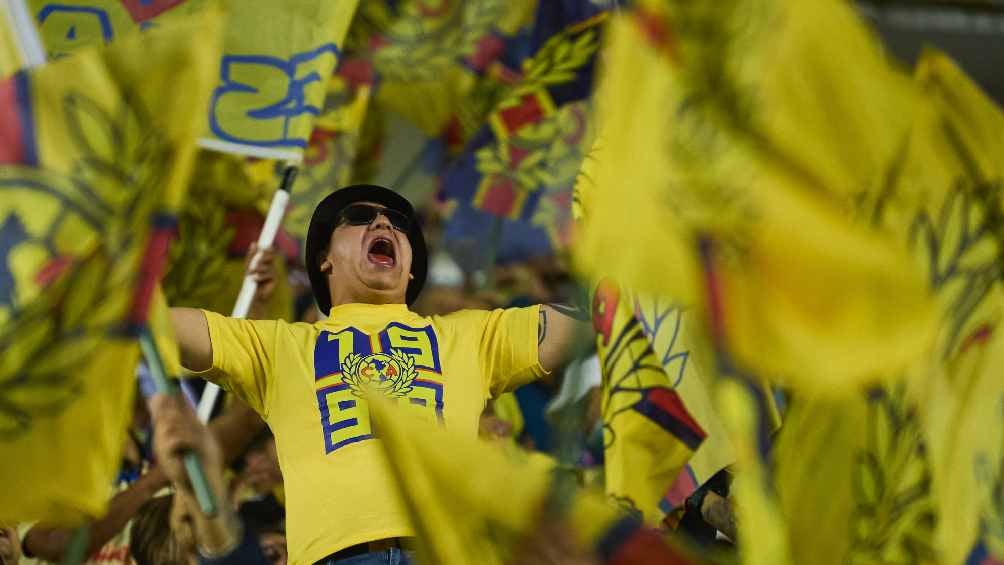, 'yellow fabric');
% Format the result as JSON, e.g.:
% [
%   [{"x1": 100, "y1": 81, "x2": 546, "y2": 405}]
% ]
[
  {"x1": 0, "y1": 13, "x2": 219, "y2": 524},
  {"x1": 0, "y1": 5, "x2": 25, "y2": 79},
  {"x1": 741, "y1": 42, "x2": 1004, "y2": 565},
  {"x1": 350, "y1": 0, "x2": 538, "y2": 137},
  {"x1": 718, "y1": 380, "x2": 792, "y2": 565},
  {"x1": 574, "y1": 2, "x2": 938, "y2": 397},
  {"x1": 592, "y1": 280, "x2": 703, "y2": 525},
  {"x1": 366, "y1": 389, "x2": 624, "y2": 565},
  {"x1": 901, "y1": 50, "x2": 1004, "y2": 565},
  {"x1": 772, "y1": 385, "x2": 940, "y2": 565},
  {"x1": 285, "y1": 79, "x2": 372, "y2": 241},
  {"x1": 633, "y1": 292, "x2": 737, "y2": 502},
  {"x1": 491, "y1": 391, "x2": 525, "y2": 439},
  {"x1": 28, "y1": 0, "x2": 359, "y2": 154},
  {"x1": 198, "y1": 303, "x2": 544, "y2": 565}
]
